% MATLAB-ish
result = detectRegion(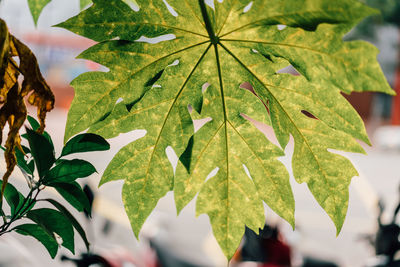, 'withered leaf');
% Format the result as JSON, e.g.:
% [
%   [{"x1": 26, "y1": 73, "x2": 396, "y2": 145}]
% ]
[{"x1": 0, "y1": 19, "x2": 54, "y2": 198}]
